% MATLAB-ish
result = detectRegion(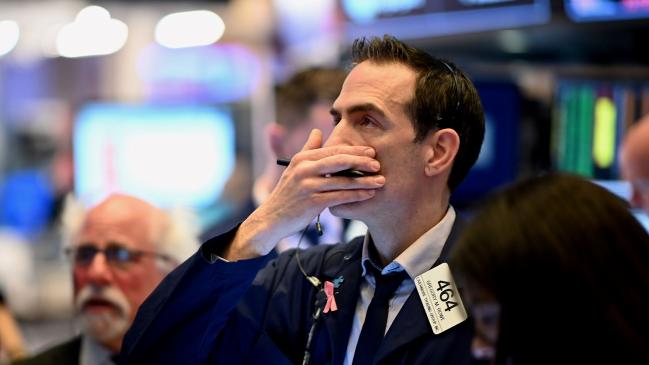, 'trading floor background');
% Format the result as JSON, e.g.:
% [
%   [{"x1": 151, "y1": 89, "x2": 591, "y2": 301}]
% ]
[{"x1": 0, "y1": 0, "x2": 648, "y2": 360}]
